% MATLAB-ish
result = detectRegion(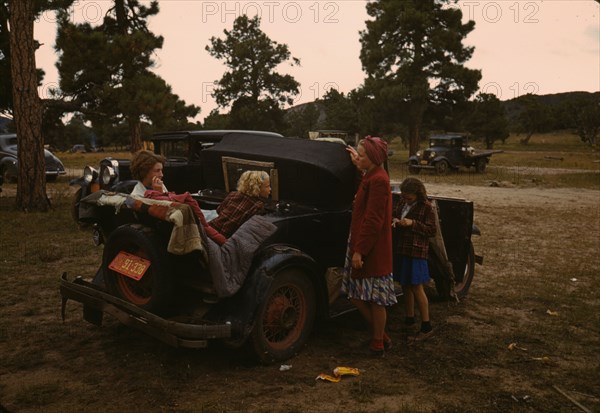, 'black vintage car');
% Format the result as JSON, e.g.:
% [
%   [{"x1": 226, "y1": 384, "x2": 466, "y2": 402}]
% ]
[
  {"x1": 408, "y1": 134, "x2": 502, "y2": 175},
  {"x1": 0, "y1": 133, "x2": 66, "y2": 183},
  {"x1": 61, "y1": 130, "x2": 481, "y2": 362}
]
